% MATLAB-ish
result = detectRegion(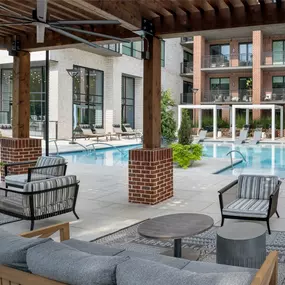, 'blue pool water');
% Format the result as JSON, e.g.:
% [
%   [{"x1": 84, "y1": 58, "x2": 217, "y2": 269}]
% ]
[{"x1": 61, "y1": 143, "x2": 285, "y2": 177}]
